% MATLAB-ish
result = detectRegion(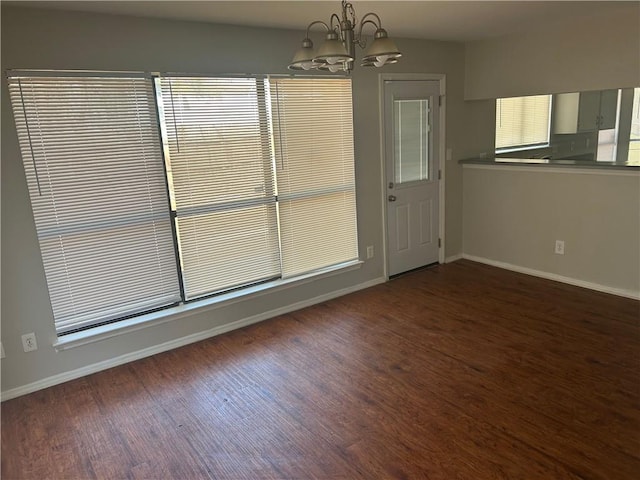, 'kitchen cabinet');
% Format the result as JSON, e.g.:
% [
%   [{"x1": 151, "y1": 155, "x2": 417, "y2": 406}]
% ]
[
  {"x1": 553, "y1": 89, "x2": 618, "y2": 134},
  {"x1": 598, "y1": 89, "x2": 619, "y2": 130}
]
